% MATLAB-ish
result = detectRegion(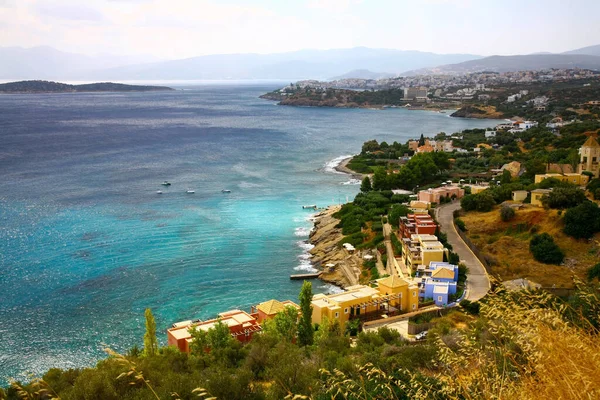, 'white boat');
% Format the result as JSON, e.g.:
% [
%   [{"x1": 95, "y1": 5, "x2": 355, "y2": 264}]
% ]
[
  {"x1": 161, "y1": 181, "x2": 171, "y2": 186},
  {"x1": 186, "y1": 189, "x2": 195, "y2": 194},
  {"x1": 302, "y1": 204, "x2": 317, "y2": 209},
  {"x1": 156, "y1": 190, "x2": 163, "y2": 194},
  {"x1": 221, "y1": 189, "x2": 231, "y2": 193}
]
